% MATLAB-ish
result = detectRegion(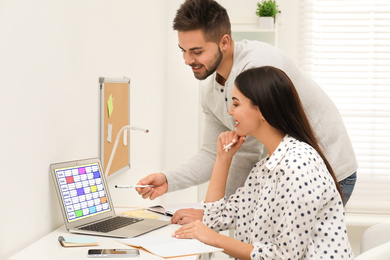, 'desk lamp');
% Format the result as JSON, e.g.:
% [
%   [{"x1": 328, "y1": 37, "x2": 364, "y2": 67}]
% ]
[{"x1": 105, "y1": 125, "x2": 149, "y2": 177}]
